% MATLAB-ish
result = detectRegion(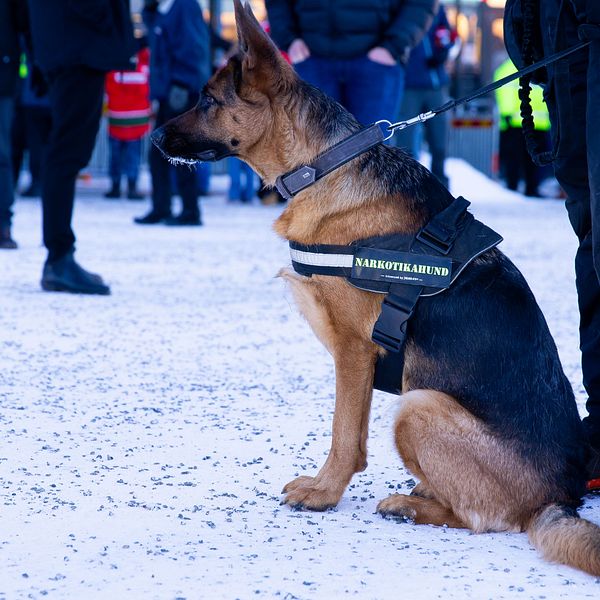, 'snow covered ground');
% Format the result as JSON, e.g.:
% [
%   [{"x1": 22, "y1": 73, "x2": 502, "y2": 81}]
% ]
[{"x1": 1, "y1": 161, "x2": 599, "y2": 600}]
